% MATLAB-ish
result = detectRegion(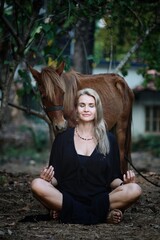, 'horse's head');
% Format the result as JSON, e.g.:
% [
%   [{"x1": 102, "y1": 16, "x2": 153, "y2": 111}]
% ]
[{"x1": 29, "y1": 62, "x2": 68, "y2": 133}]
